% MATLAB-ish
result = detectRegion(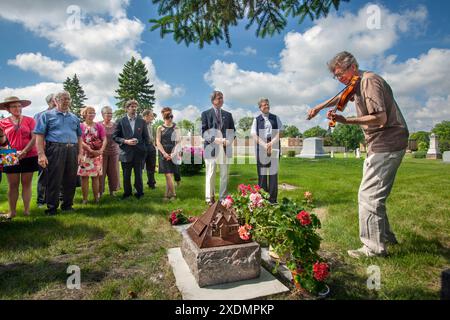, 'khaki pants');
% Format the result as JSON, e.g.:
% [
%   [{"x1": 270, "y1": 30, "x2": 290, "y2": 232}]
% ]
[
  {"x1": 358, "y1": 149, "x2": 405, "y2": 253},
  {"x1": 205, "y1": 146, "x2": 229, "y2": 203}
]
